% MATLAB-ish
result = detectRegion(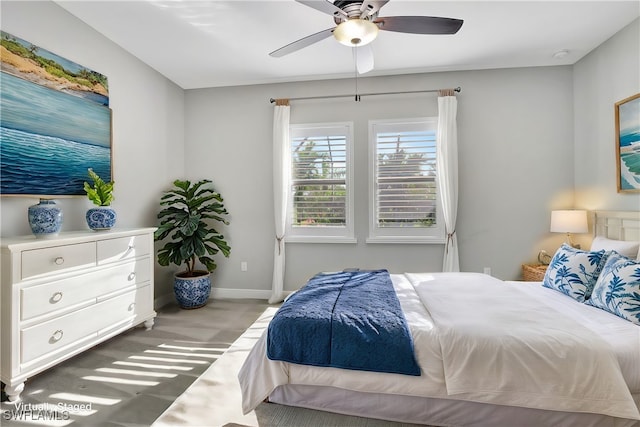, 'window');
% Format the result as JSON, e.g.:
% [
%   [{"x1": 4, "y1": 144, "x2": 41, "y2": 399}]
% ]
[
  {"x1": 286, "y1": 122, "x2": 355, "y2": 243},
  {"x1": 368, "y1": 118, "x2": 445, "y2": 243}
]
